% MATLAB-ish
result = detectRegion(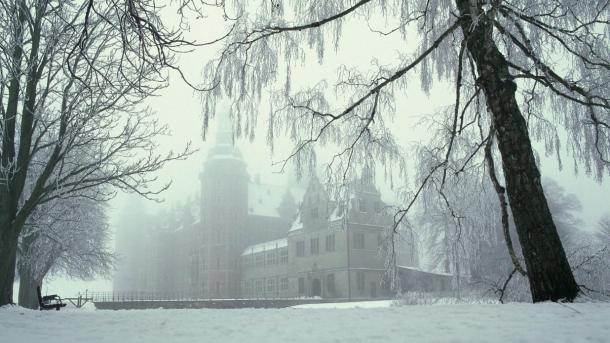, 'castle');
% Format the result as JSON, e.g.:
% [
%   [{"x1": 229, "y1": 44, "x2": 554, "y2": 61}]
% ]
[{"x1": 113, "y1": 120, "x2": 450, "y2": 299}]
